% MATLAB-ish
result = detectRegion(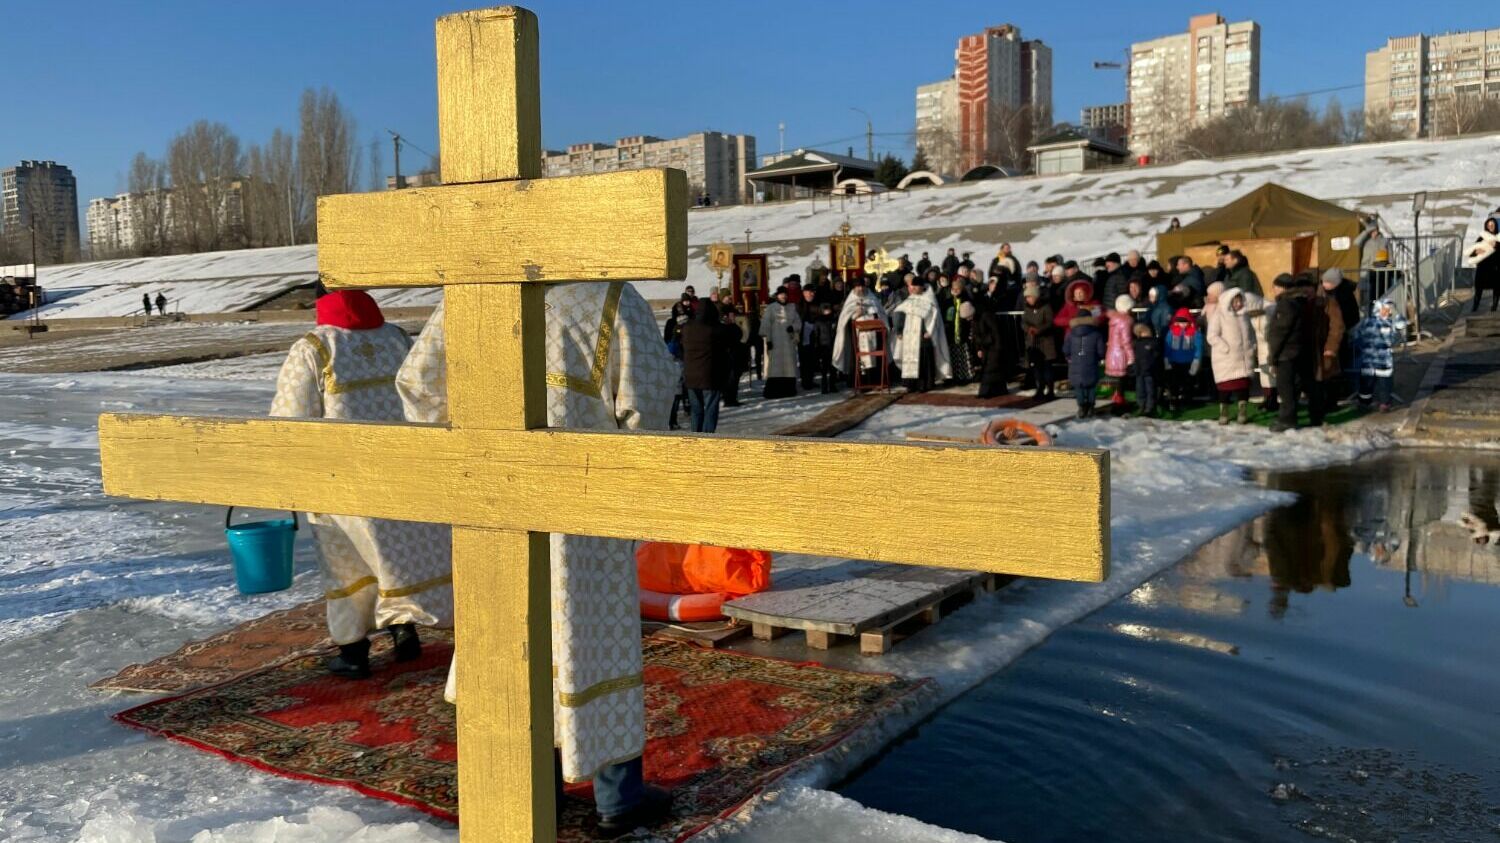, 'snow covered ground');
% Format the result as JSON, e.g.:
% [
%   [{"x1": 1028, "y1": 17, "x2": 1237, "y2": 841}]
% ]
[
  {"x1": 18, "y1": 133, "x2": 1500, "y2": 321},
  {"x1": 0, "y1": 346, "x2": 1396, "y2": 841}
]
